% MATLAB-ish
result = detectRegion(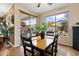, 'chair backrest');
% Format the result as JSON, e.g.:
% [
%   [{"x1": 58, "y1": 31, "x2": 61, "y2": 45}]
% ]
[
  {"x1": 54, "y1": 35, "x2": 58, "y2": 44},
  {"x1": 51, "y1": 35, "x2": 59, "y2": 55},
  {"x1": 21, "y1": 36, "x2": 34, "y2": 56},
  {"x1": 46, "y1": 31, "x2": 54, "y2": 36},
  {"x1": 46, "y1": 31, "x2": 54, "y2": 39}
]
